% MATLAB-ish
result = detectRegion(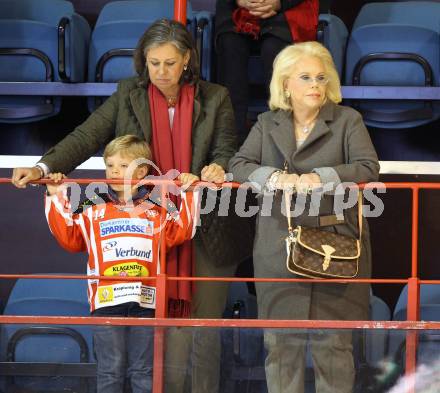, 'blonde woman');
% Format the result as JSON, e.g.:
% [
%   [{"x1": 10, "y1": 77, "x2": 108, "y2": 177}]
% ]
[{"x1": 229, "y1": 41, "x2": 380, "y2": 393}]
